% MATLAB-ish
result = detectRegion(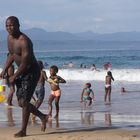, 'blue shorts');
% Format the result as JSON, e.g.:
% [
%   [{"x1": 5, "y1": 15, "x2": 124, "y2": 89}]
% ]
[{"x1": 35, "y1": 85, "x2": 45, "y2": 102}]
